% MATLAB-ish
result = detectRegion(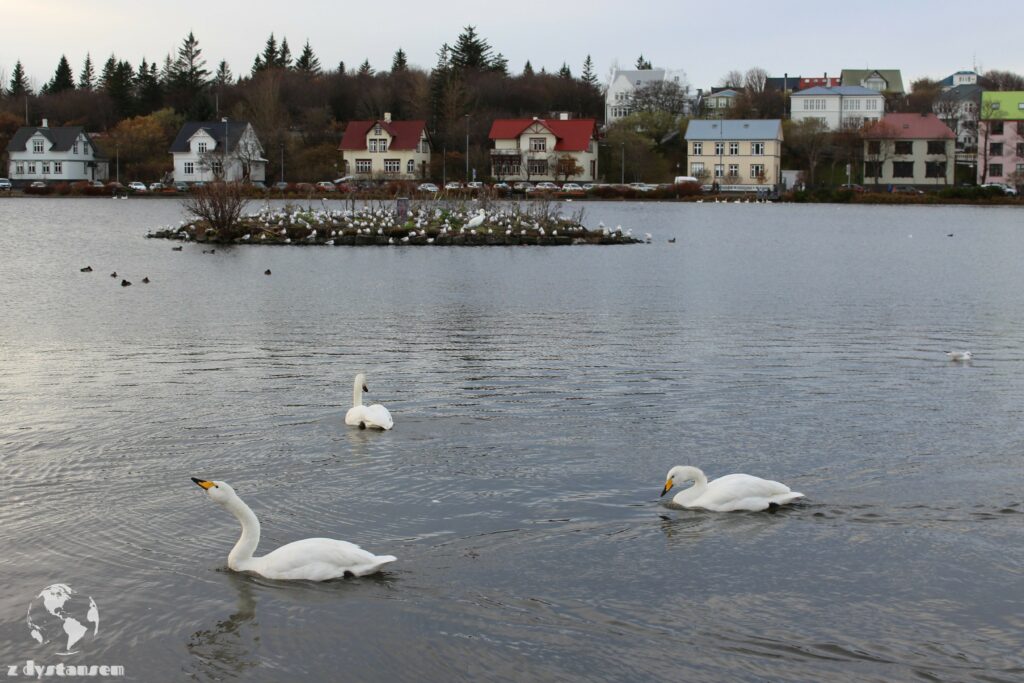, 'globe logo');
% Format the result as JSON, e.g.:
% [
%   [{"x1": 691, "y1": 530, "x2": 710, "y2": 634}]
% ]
[{"x1": 25, "y1": 584, "x2": 100, "y2": 655}]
